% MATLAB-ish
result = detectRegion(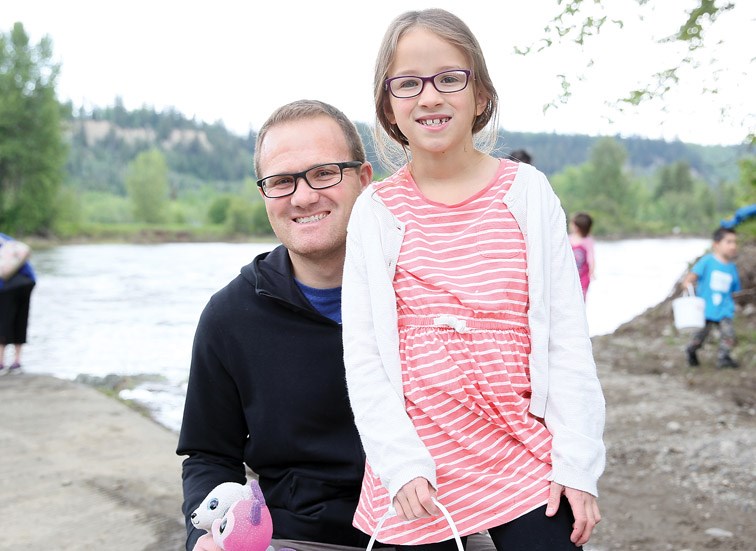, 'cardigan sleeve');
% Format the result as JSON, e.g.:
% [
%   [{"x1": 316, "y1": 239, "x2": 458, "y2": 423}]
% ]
[
  {"x1": 342, "y1": 192, "x2": 437, "y2": 501},
  {"x1": 538, "y1": 175, "x2": 606, "y2": 496}
]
